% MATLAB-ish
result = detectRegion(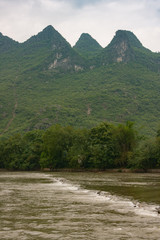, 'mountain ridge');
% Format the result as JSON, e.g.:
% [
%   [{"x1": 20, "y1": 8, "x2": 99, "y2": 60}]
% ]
[
  {"x1": 0, "y1": 32, "x2": 19, "y2": 52},
  {"x1": 94, "y1": 29, "x2": 160, "y2": 71},
  {"x1": 0, "y1": 26, "x2": 158, "y2": 53},
  {"x1": 0, "y1": 25, "x2": 160, "y2": 137}
]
